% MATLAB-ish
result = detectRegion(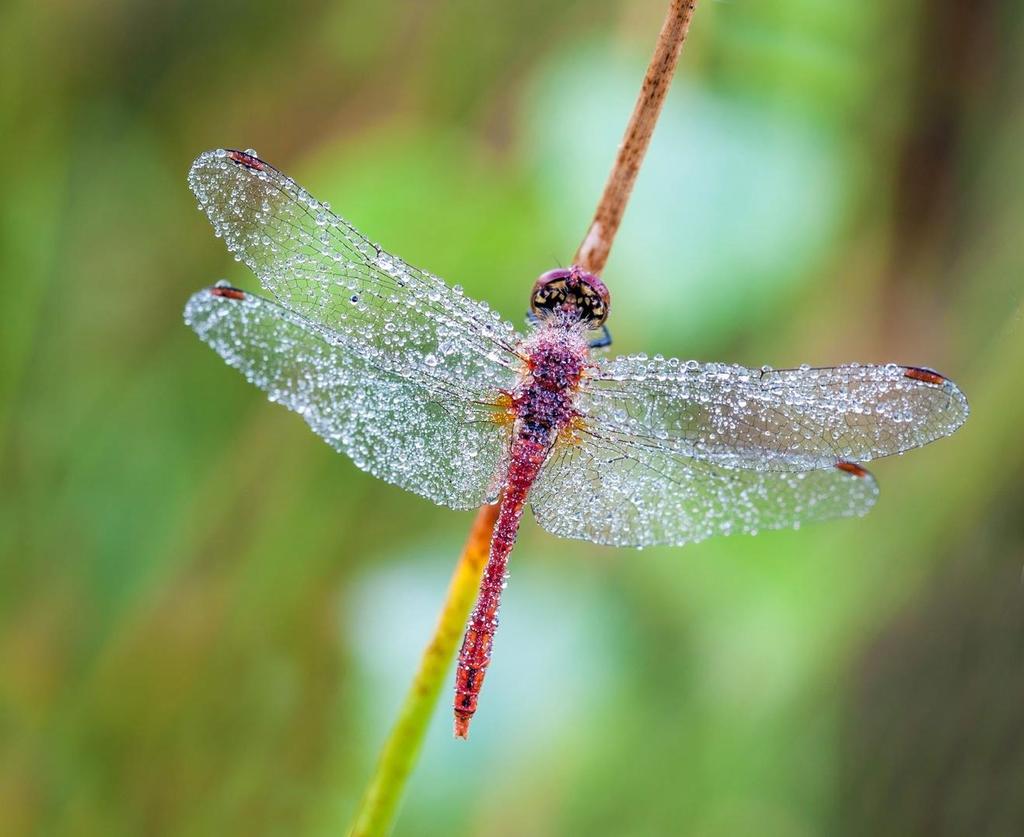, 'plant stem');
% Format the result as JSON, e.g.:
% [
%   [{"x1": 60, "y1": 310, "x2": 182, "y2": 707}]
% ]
[
  {"x1": 348, "y1": 503, "x2": 499, "y2": 837},
  {"x1": 575, "y1": 0, "x2": 698, "y2": 275},
  {"x1": 347, "y1": 3, "x2": 698, "y2": 834}
]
